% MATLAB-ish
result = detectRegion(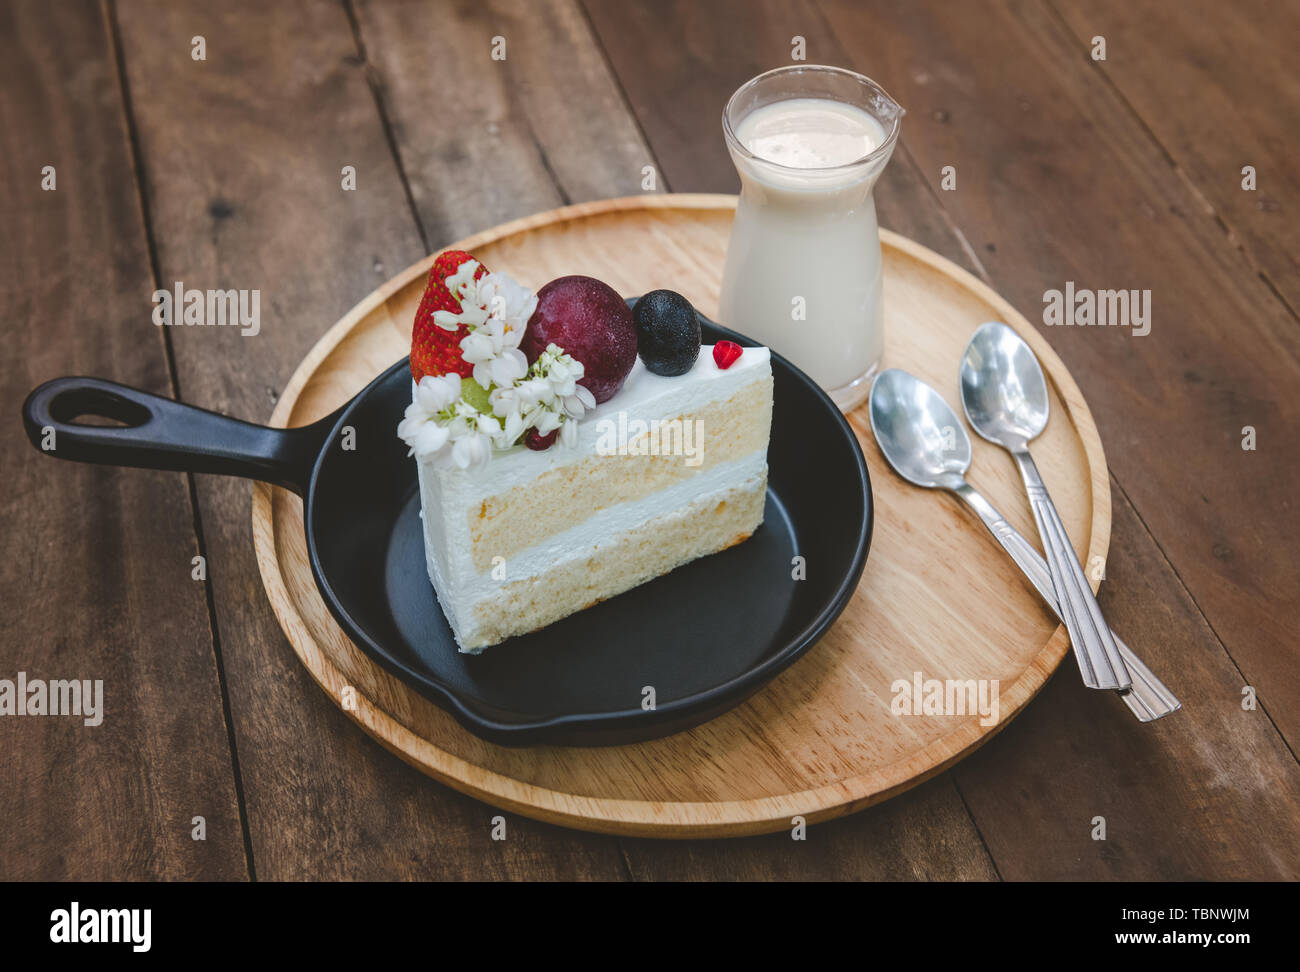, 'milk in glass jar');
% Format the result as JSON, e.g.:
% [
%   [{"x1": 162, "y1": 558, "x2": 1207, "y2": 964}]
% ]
[{"x1": 719, "y1": 66, "x2": 904, "y2": 410}]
